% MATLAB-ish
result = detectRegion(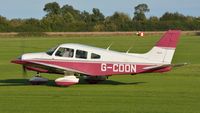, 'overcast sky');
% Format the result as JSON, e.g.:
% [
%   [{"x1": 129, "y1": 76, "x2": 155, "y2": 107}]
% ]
[{"x1": 0, "y1": 0, "x2": 199, "y2": 19}]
